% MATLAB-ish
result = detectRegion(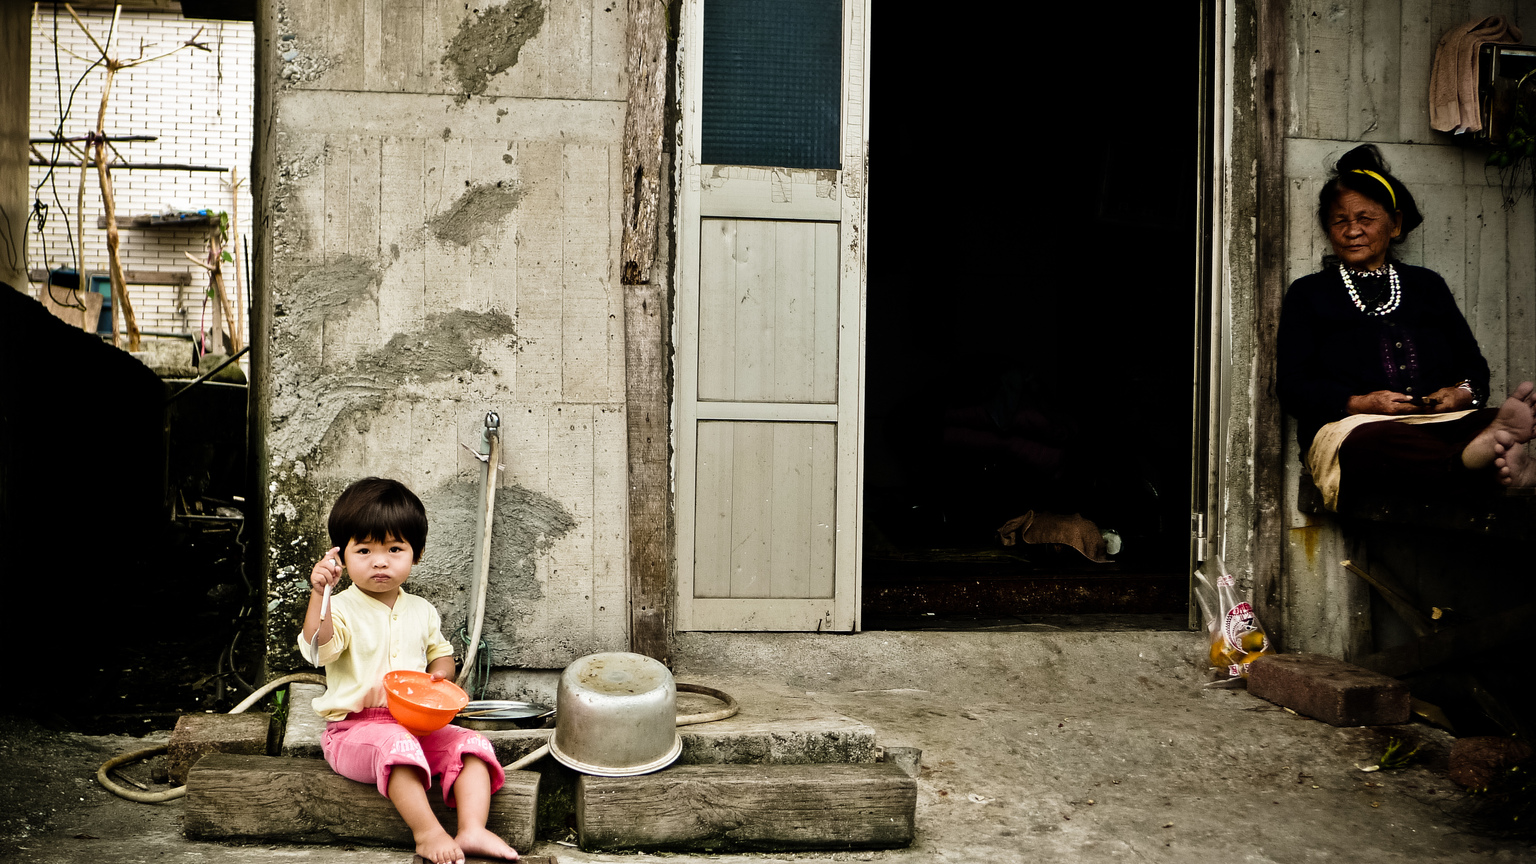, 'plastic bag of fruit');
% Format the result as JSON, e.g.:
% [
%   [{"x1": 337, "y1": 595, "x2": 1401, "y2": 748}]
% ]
[{"x1": 1194, "y1": 558, "x2": 1273, "y2": 679}]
